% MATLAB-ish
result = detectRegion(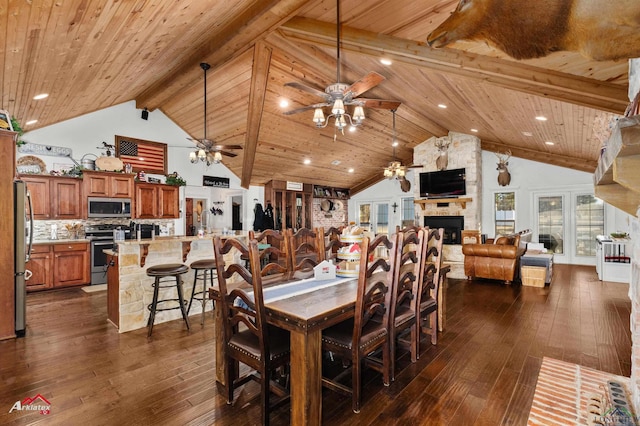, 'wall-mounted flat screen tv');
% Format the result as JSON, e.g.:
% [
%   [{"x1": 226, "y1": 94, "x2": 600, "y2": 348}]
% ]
[{"x1": 419, "y1": 168, "x2": 466, "y2": 198}]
